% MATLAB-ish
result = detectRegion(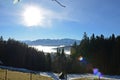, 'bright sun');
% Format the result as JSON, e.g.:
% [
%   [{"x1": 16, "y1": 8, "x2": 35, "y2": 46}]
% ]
[{"x1": 23, "y1": 6, "x2": 44, "y2": 26}]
